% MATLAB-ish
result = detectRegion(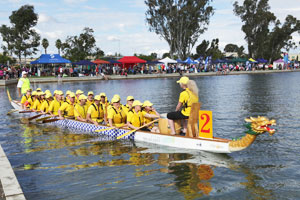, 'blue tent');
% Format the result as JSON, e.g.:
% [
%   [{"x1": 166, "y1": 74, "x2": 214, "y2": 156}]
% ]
[
  {"x1": 109, "y1": 60, "x2": 121, "y2": 64},
  {"x1": 257, "y1": 58, "x2": 268, "y2": 63},
  {"x1": 184, "y1": 57, "x2": 197, "y2": 64},
  {"x1": 72, "y1": 60, "x2": 96, "y2": 65},
  {"x1": 146, "y1": 60, "x2": 163, "y2": 64},
  {"x1": 31, "y1": 54, "x2": 71, "y2": 64},
  {"x1": 176, "y1": 59, "x2": 185, "y2": 64}
]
